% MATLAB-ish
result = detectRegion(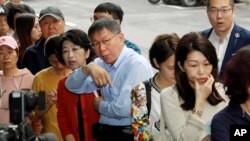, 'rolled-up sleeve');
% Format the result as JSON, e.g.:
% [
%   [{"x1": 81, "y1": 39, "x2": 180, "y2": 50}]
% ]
[
  {"x1": 65, "y1": 68, "x2": 96, "y2": 94},
  {"x1": 99, "y1": 60, "x2": 153, "y2": 118}
]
